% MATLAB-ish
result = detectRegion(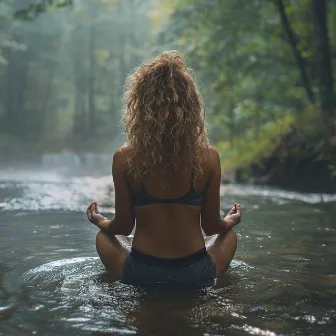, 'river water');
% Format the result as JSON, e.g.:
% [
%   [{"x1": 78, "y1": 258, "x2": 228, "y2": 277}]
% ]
[{"x1": 0, "y1": 162, "x2": 335, "y2": 336}]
